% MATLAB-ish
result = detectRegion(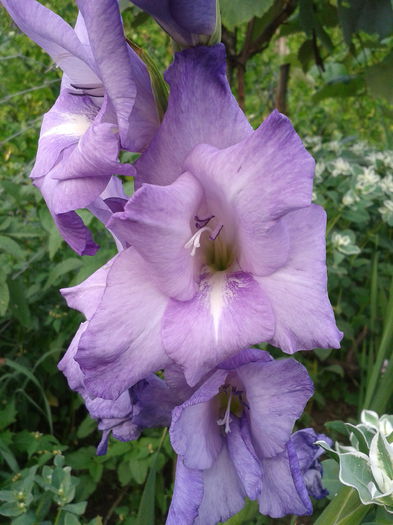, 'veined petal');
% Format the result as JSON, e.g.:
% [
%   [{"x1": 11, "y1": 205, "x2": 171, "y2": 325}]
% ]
[
  {"x1": 257, "y1": 205, "x2": 343, "y2": 353},
  {"x1": 184, "y1": 110, "x2": 315, "y2": 276},
  {"x1": 132, "y1": 0, "x2": 217, "y2": 46},
  {"x1": 135, "y1": 44, "x2": 251, "y2": 187},
  {"x1": 30, "y1": 91, "x2": 98, "y2": 181},
  {"x1": 258, "y1": 442, "x2": 312, "y2": 518},
  {"x1": 195, "y1": 443, "x2": 246, "y2": 525},
  {"x1": 53, "y1": 211, "x2": 98, "y2": 256},
  {"x1": 108, "y1": 172, "x2": 202, "y2": 300},
  {"x1": 167, "y1": 458, "x2": 204, "y2": 525},
  {"x1": 1, "y1": 0, "x2": 98, "y2": 83},
  {"x1": 163, "y1": 271, "x2": 274, "y2": 386},
  {"x1": 218, "y1": 348, "x2": 272, "y2": 370},
  {"x1": 76, "y1": 0, "x2": 138, "y2": 148},
  {"x1": 58, "y1": 322, "x2": 88, "y2": 393},
  {"x1": 170, "y1": 369, "x2": 227, "y2": 469},
  {"x1": 73, "y1": 248, "x2": 170, "y2": 400},
  {"x1": 237, "y1": 358, "x2": 314, "y2": 458},
  {"x1": 61, "y1": 258, "x2": 115, "y2": 320},
  {"x1": 227, "y1": 416, "x2": 262, "y2": 500}
]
